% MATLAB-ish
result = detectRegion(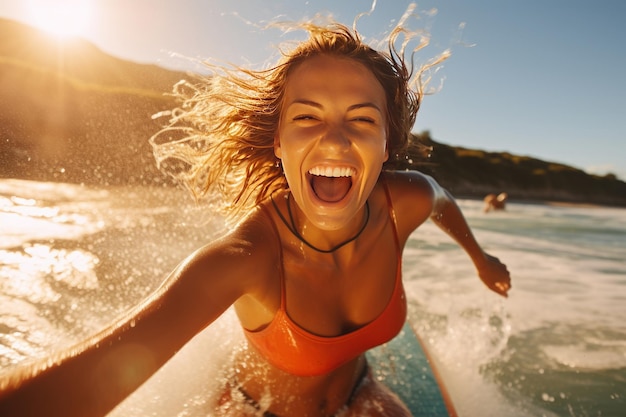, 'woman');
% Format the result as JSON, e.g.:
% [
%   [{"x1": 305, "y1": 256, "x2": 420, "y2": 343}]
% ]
[{"x1": 0, "y1": 22, "x2": 511, "y2": 417}]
